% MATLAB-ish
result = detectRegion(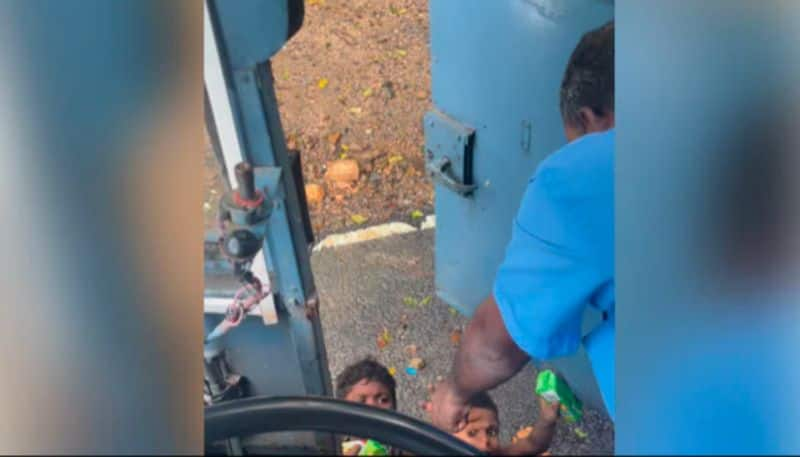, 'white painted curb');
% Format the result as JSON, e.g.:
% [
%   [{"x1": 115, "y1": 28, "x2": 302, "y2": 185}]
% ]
[{"x1": 313, "y1": 215, "x2": 437, "y2": 251}]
